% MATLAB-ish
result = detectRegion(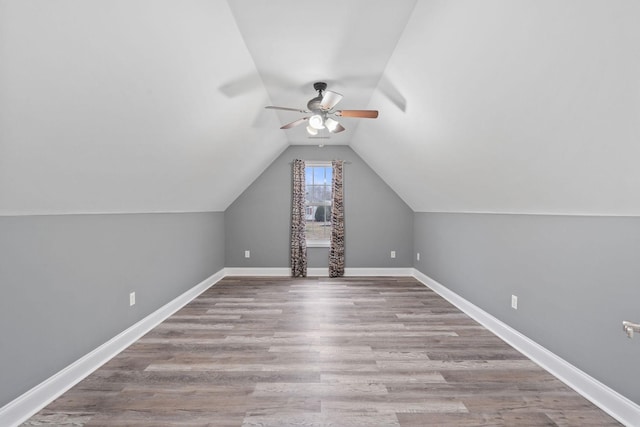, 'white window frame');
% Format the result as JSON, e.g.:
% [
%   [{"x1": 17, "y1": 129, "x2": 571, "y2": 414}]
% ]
[{"x1": 305, "y1": 161, "x2": 332, "y2": 248}]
